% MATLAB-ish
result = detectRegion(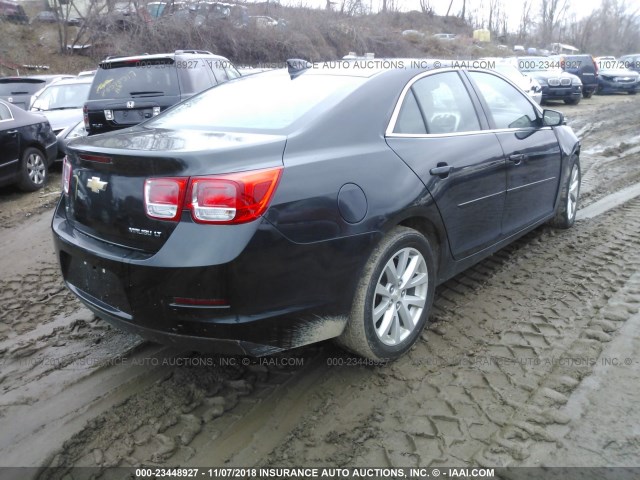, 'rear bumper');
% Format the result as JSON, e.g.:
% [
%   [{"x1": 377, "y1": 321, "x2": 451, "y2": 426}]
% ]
[
  {"x1": 67, "y1": 282, "x2": 345, "y2": 356},
  {"x1": 52, "y1": 200, "x2": 374, "y2": 355}
]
